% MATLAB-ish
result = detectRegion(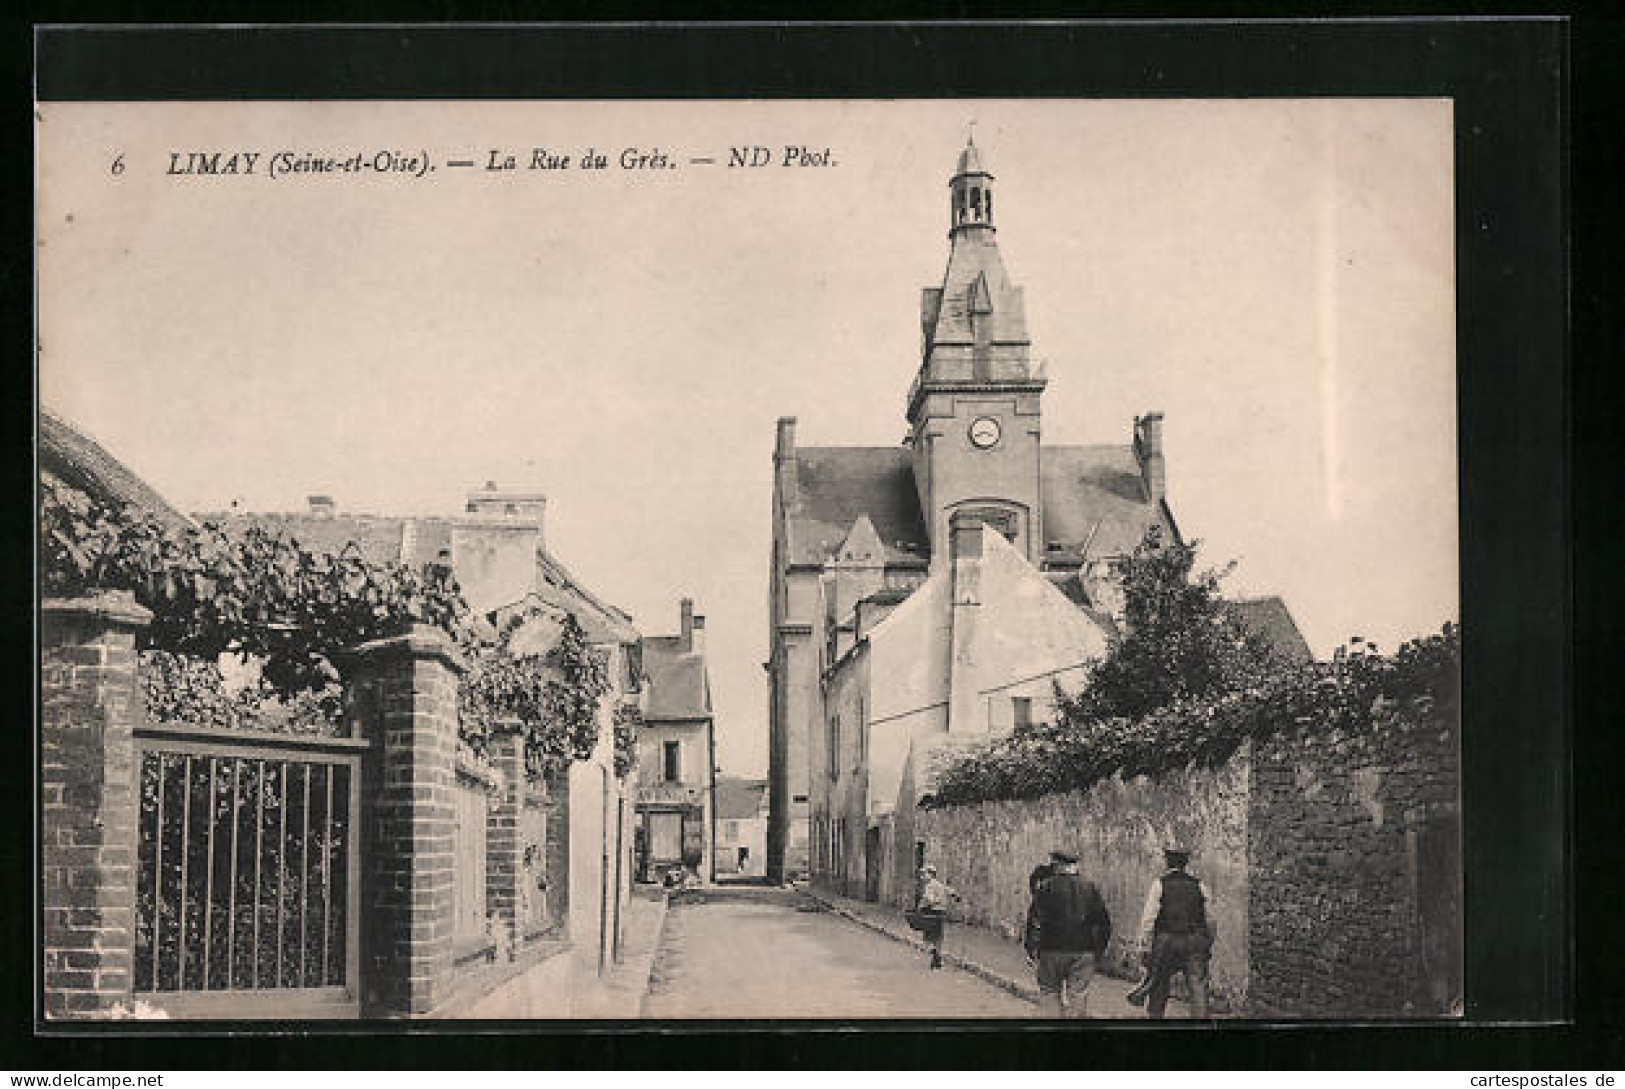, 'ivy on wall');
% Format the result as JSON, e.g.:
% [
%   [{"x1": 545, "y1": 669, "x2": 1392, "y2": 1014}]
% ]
[
  {"x1": 612, "y1": 702, "x2": 642, "y2": 780},
  {"x1": 459, "y1": 613, "x2": 611, "y2": 778},
  {"x1": 139, "y1": 649, "x2": 339, "y2": 735}
]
